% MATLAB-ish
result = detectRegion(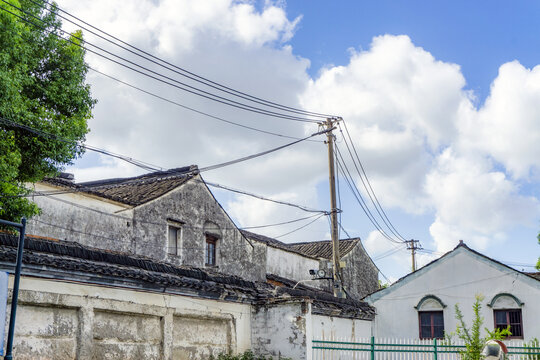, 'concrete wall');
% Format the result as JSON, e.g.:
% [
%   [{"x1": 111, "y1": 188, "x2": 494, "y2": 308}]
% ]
[
  {"x1": 312, "y1": 314, "x2": 372, "y2": 341},
  {"x1": 266, "y1": 246, "x2": 323, "y2": 289},
  {"x1": 251, "y1": 301, "x2": 312, "y2": 360},
  {"x1": 4, "y1": 276, "x2": 252, "y2": 360},
  {"x1": 367, "y1": 247, "x2": 540, "y2": 340}
]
